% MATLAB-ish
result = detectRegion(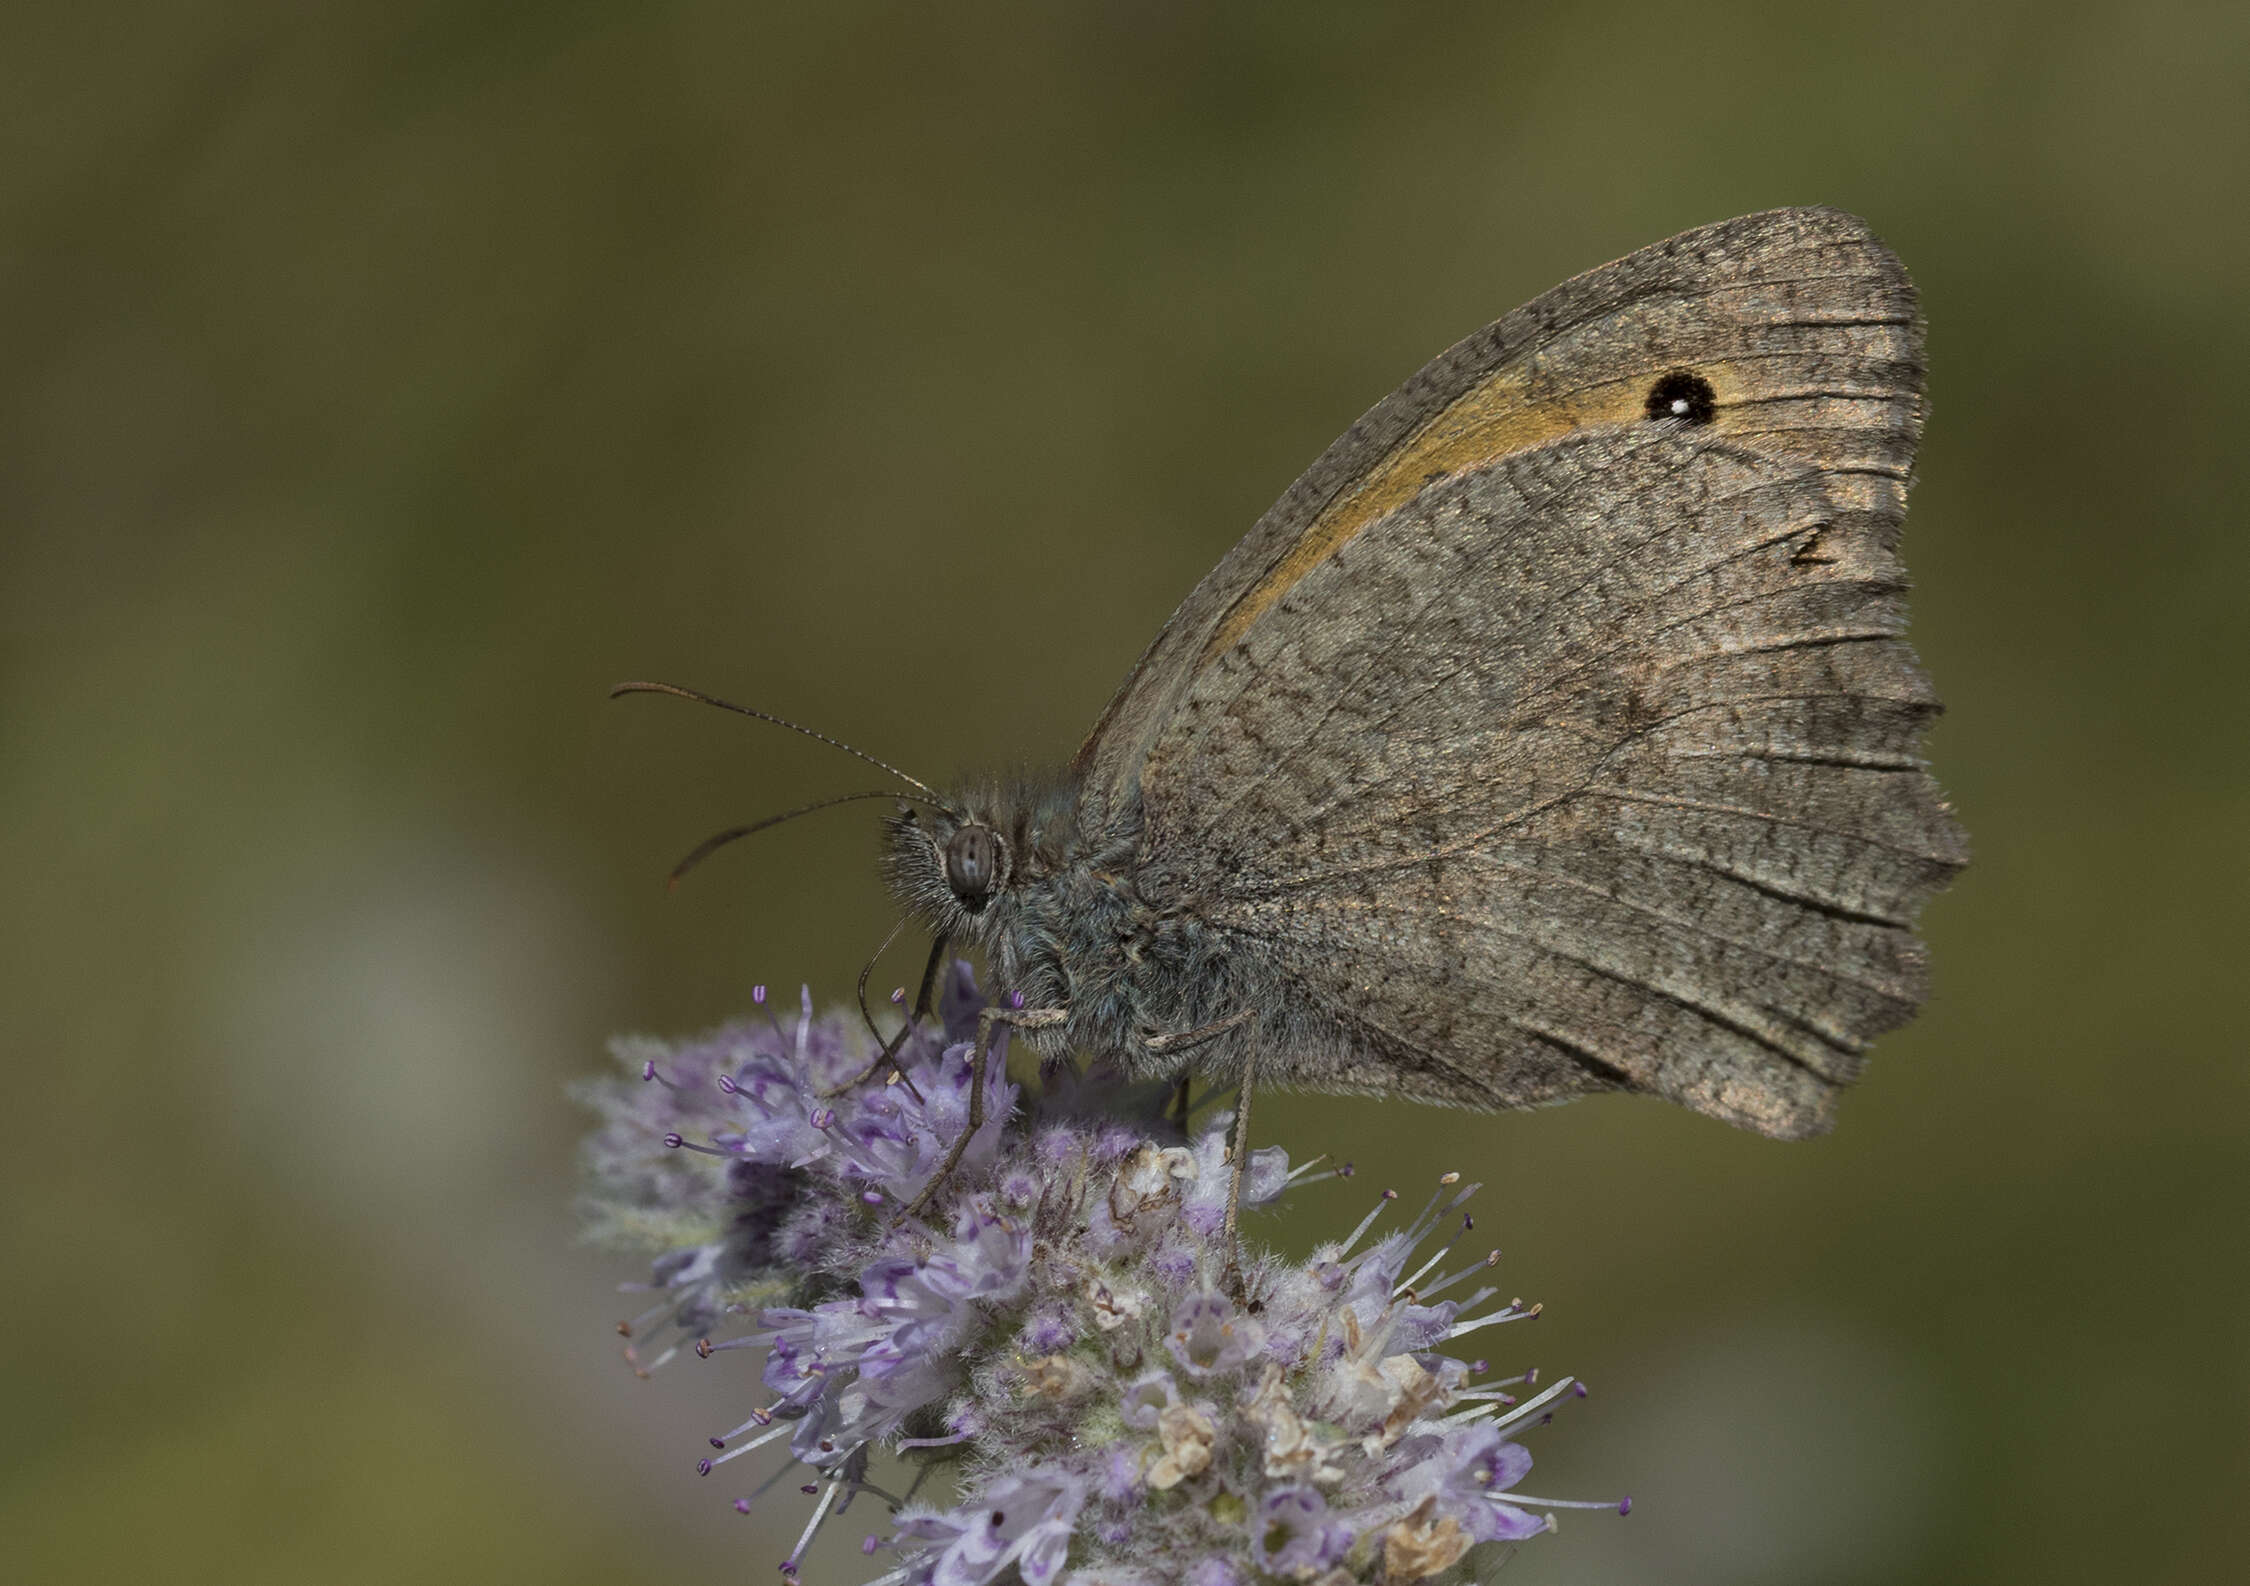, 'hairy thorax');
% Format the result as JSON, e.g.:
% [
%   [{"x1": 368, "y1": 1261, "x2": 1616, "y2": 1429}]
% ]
[{"x1": 1002, "y1": 792, "x2": 1314, "y2": 1087}]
